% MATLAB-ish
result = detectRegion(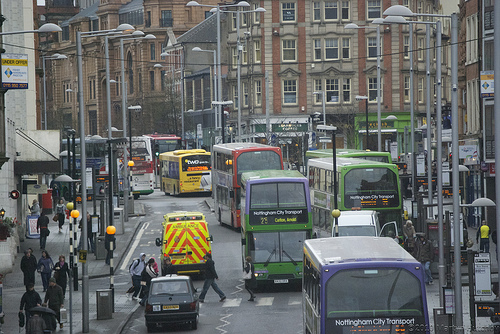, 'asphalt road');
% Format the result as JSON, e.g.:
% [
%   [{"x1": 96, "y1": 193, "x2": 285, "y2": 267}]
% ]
[{"x1": 120, "y1": 190, "x2": 303, "y2": 334}]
